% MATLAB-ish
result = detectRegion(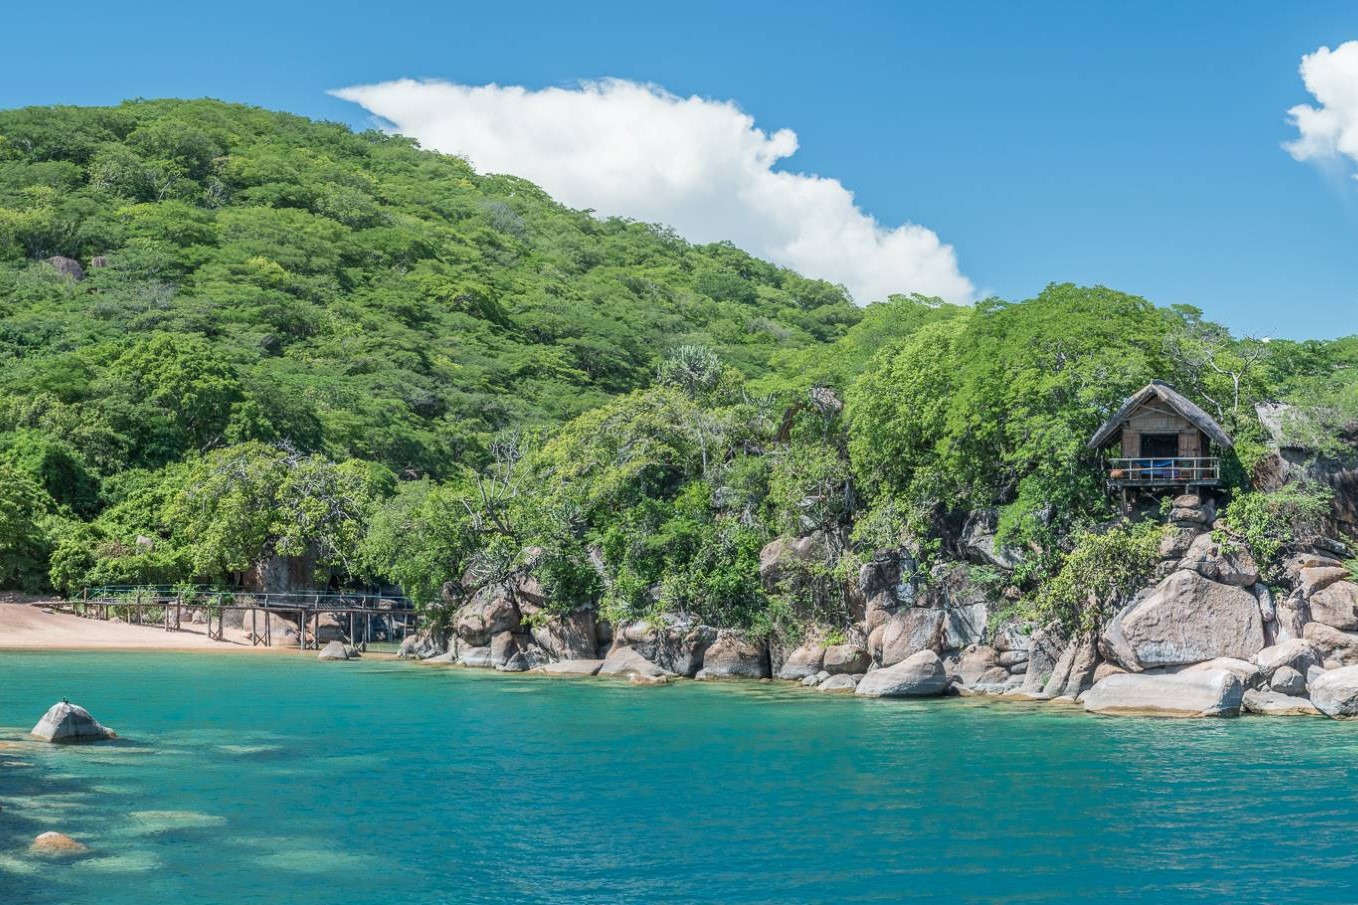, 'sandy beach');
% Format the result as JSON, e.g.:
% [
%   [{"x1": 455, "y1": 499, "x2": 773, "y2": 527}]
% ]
[{"x1": 0, "y1": 602, "x2": 270, "y2": 651}]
